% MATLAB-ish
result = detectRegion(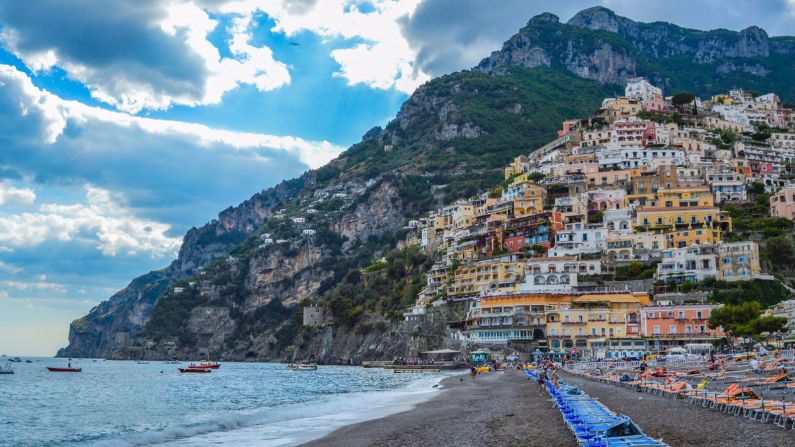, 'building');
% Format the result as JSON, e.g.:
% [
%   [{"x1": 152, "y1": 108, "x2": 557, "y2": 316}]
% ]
[
  {"x1": 640, "y1": 304, "x2": 725, "y2": 349},
  {"x1": 465, "y1": 290, "x2": 650, "y2": 357},
  {"x1": 656, "y1": 246, "x2": 718, "y2": 283},
  {"x1": 707, "y1": 170, "x2": 747, "y2": 203},
  {"x1": 303, "y1": 305, "x2": 325, "y2": 326},
  {"x1": 717, "y1": 241, "x2": 761, "y2": 280},
  {"x1": 767, "y1": 300, "x2": 795, "y2": 331},
  {"x1": 771, "y1": 133, "x2": 795, "y2": 150},
  {"x1": 447, "y1": 258, "x2": 526, "y2": 296},
  {"x1": 770, "y1": 185, "x2": 795, "y2": 220},
  {"x1": 550, "y1": 226, "x2": 607, "y2": 256},
  {"x1": 625, "y1": 77, "x2": 662, "y2": 102}
]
